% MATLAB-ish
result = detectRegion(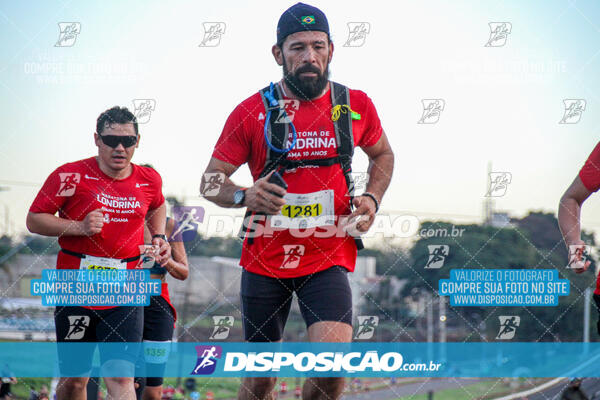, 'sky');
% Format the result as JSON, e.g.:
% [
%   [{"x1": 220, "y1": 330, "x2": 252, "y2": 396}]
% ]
[{"x1": 1, "y1": 0, "x2": 600, "y2": 240}]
